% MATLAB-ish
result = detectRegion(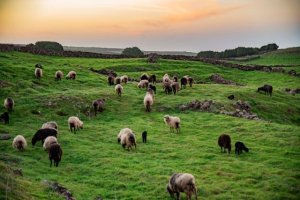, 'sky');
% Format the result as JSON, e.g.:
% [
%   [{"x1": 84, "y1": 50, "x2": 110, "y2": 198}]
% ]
[{"x1": 0, "y1": 0, "x2": 299, "y2": 52}]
